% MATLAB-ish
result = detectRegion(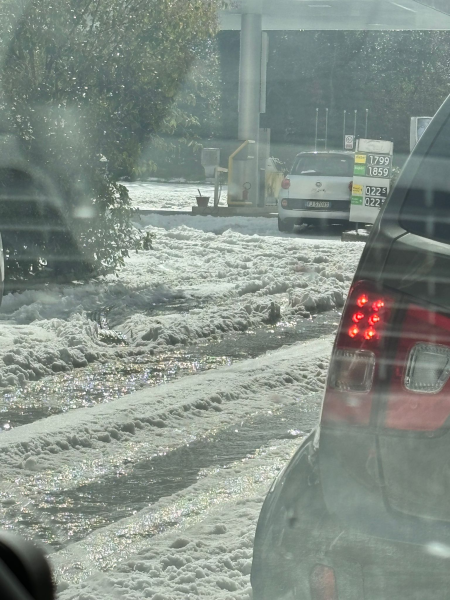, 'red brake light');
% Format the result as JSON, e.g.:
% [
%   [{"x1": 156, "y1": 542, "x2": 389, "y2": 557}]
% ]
[
  {"x1": 322, "y1": 279, "x2": 450, "y2": 432},
  {"x1": 281, "y1": 178, "x2": 291, "y2": 189},
  {"x1": 372, "y1": 299, "x2": 385, "y2": 311},
  {"x1": 348, "y1": 325, "x2": 359, "y2": 338},
  {"x1": 357, "y1": 294, "x2": 368, "y2": 307},
  {"x1": 321, "y1": 281, "x2": 393, "y2": 426},
  {"x1": 368, "y1": 314, "x2": 380, "y2": 325},
  {"x1": 364, "y1": 327, "x2": 377, "y2": 341},
  {"x1": 345, "y1": 291, "x2": 386, "y2": 344},
  {"x1": 348, "y1": 180, "x2": 353, "y2": 192}
]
